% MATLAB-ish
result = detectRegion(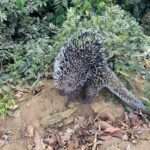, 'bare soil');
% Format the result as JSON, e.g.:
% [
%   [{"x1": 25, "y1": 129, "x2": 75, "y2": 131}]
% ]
[{"x1": 0, "y1": 80, "x2": 150, "y2": 150}]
